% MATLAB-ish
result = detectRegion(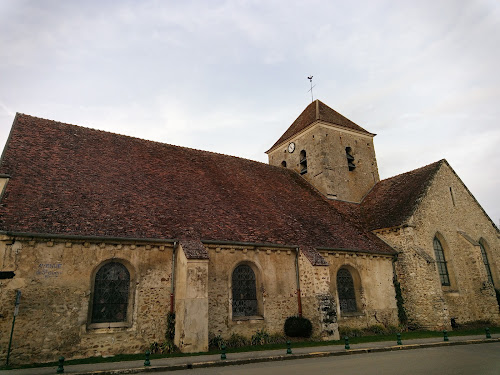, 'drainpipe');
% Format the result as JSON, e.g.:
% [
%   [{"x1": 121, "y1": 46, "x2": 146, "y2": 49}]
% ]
[
  {"x1": 170, "y1": 241, "x2": 177, "y2": 313},
  {"x1": 295, "y1": 247, "x2": 303, "y2": 317}
]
